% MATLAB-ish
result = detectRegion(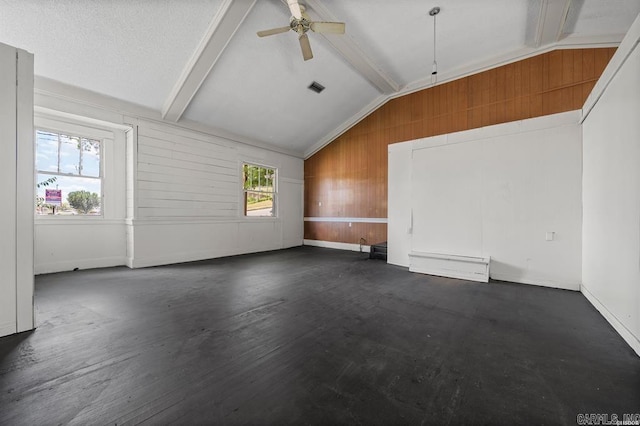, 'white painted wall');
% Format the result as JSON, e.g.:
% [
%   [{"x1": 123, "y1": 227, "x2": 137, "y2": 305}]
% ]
[
  {"x1": 128, "y1": 119, "x2": 304, "y2": 268},
  {"x1": 0, "y1": 42, "x2": 34, "y2": 337},
  {"x1": 33, "y1": 115, "x2": 128, "y2": 274},
  {"x1": 581, "y1": 14, "x2": 640, "y2": 355},
  {"x1": 389, "y1": 111, "x2": 583, "y2": 290},
  {"x1": 31, "y1": 82, "x2": 304, "y2": 273}
]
